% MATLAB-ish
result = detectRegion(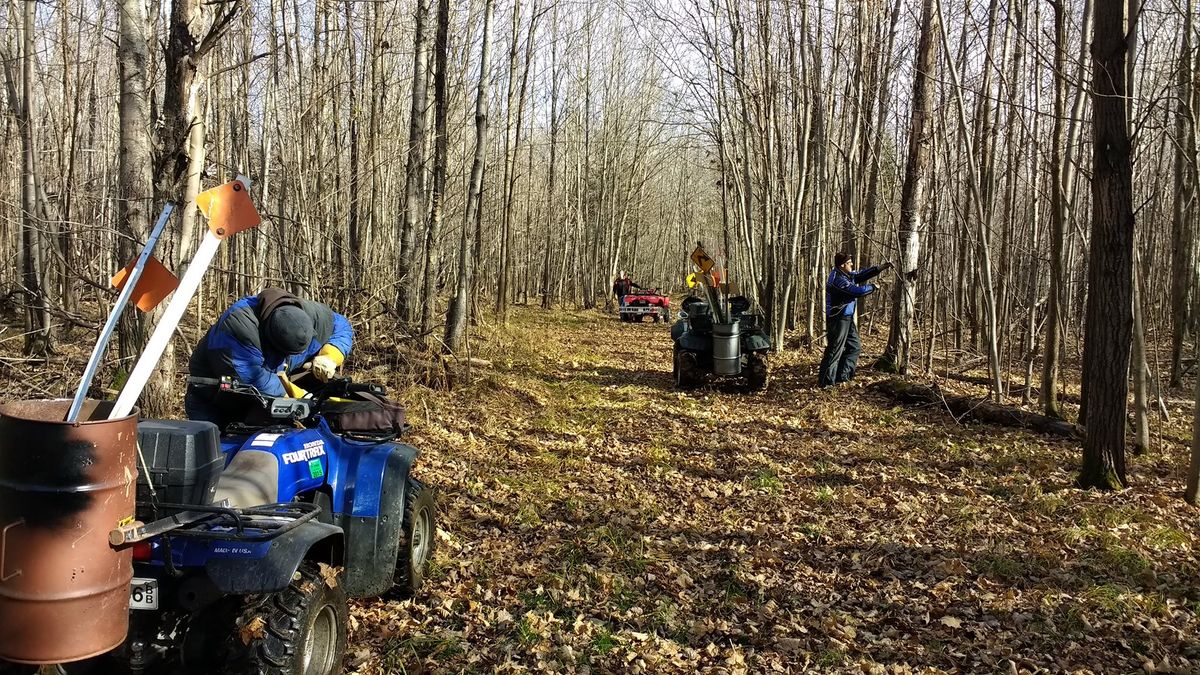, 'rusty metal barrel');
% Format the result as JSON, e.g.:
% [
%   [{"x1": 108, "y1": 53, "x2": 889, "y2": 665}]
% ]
[{"x1": 0, "y1": 399, "x2": 137, "y2": 664}]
